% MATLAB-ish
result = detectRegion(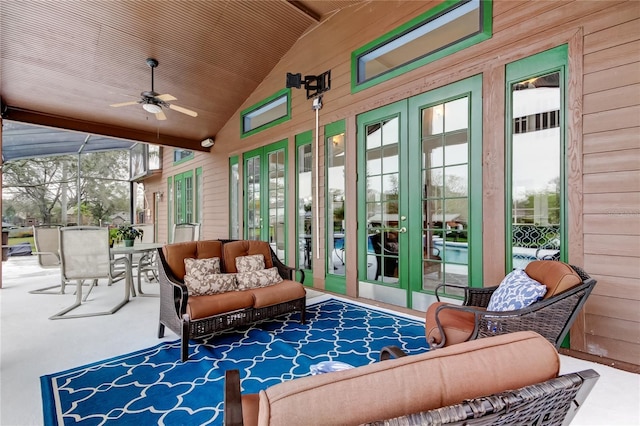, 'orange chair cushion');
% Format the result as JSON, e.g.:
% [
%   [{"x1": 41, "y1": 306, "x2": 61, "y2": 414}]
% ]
[
  {"x1": 524, "y1": 260, "x2": 582, "y2": 298},
  {"x1": 425, "y1": 302, "x2": 477, "y2": 346},
  {"x1": 223, "y1": 240, "x2": 274, "y2": 273}
]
